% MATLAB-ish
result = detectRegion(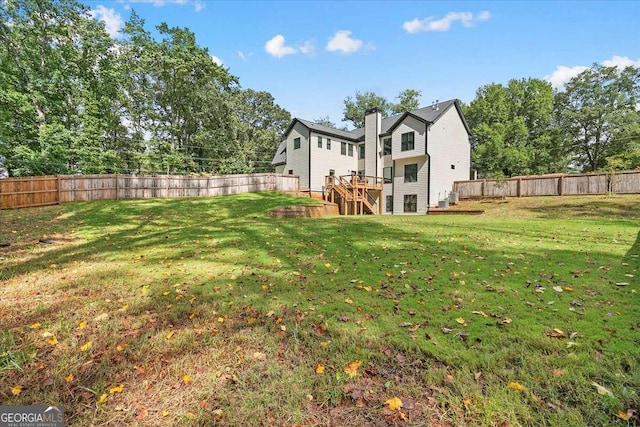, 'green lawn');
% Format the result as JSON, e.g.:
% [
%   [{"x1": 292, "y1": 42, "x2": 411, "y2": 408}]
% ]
[{"x1": 1, "y1": 193, "x2": 638, "y2": 426}]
